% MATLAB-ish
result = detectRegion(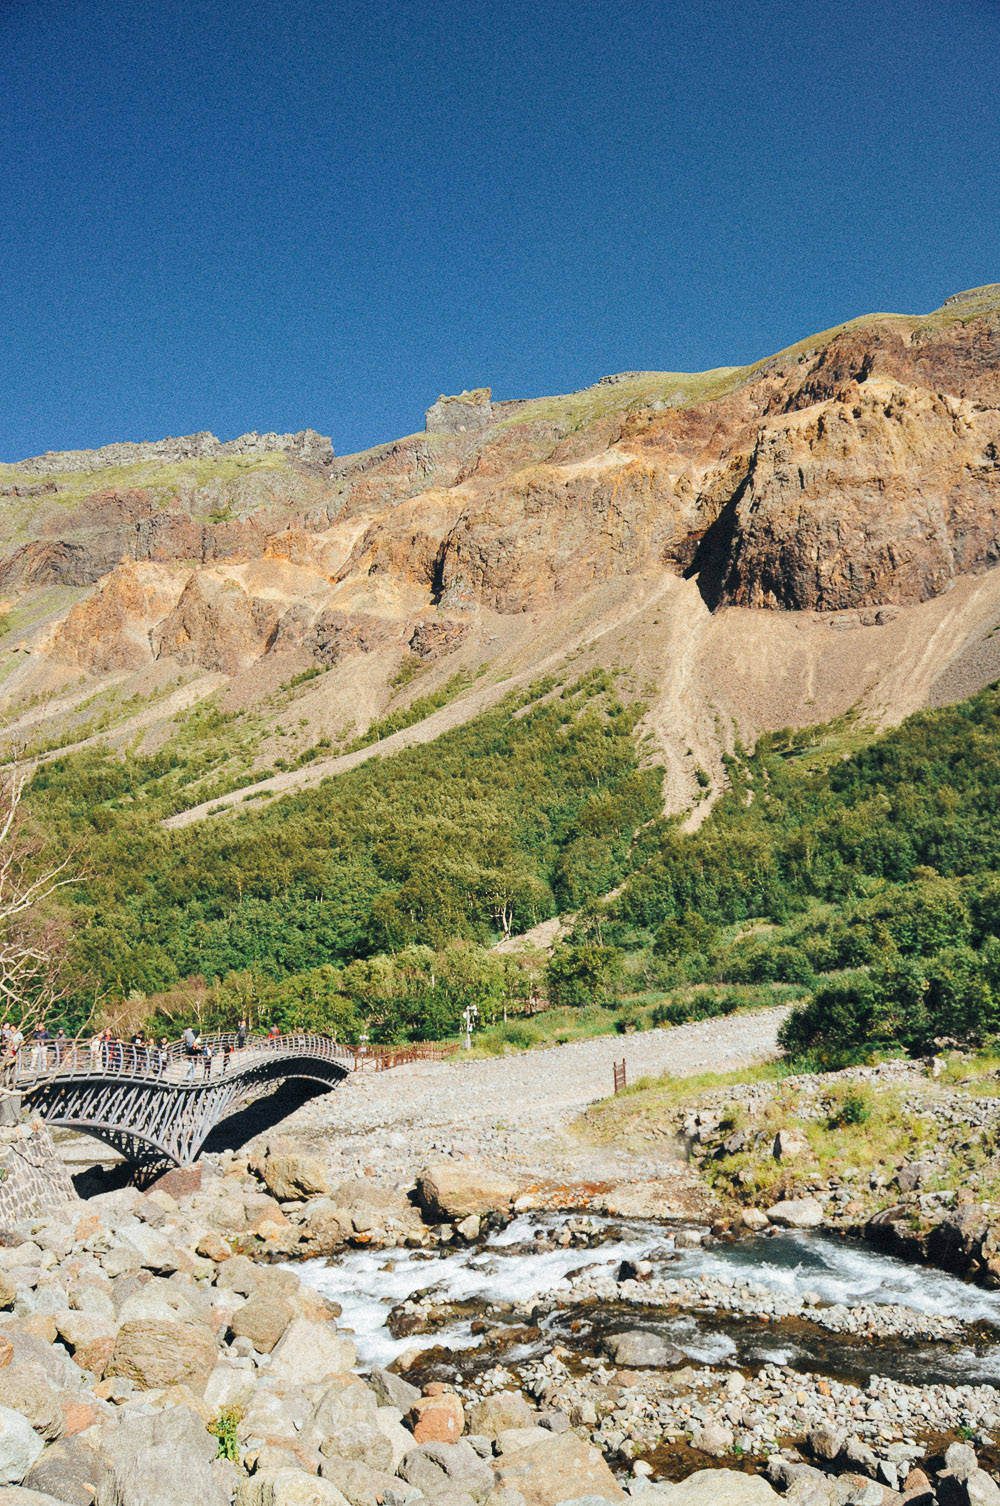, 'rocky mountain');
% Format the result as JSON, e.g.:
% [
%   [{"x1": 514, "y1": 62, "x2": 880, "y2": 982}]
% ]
[{"x1": 2, "y1": 282, "x2": 999, "y2": 823}]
